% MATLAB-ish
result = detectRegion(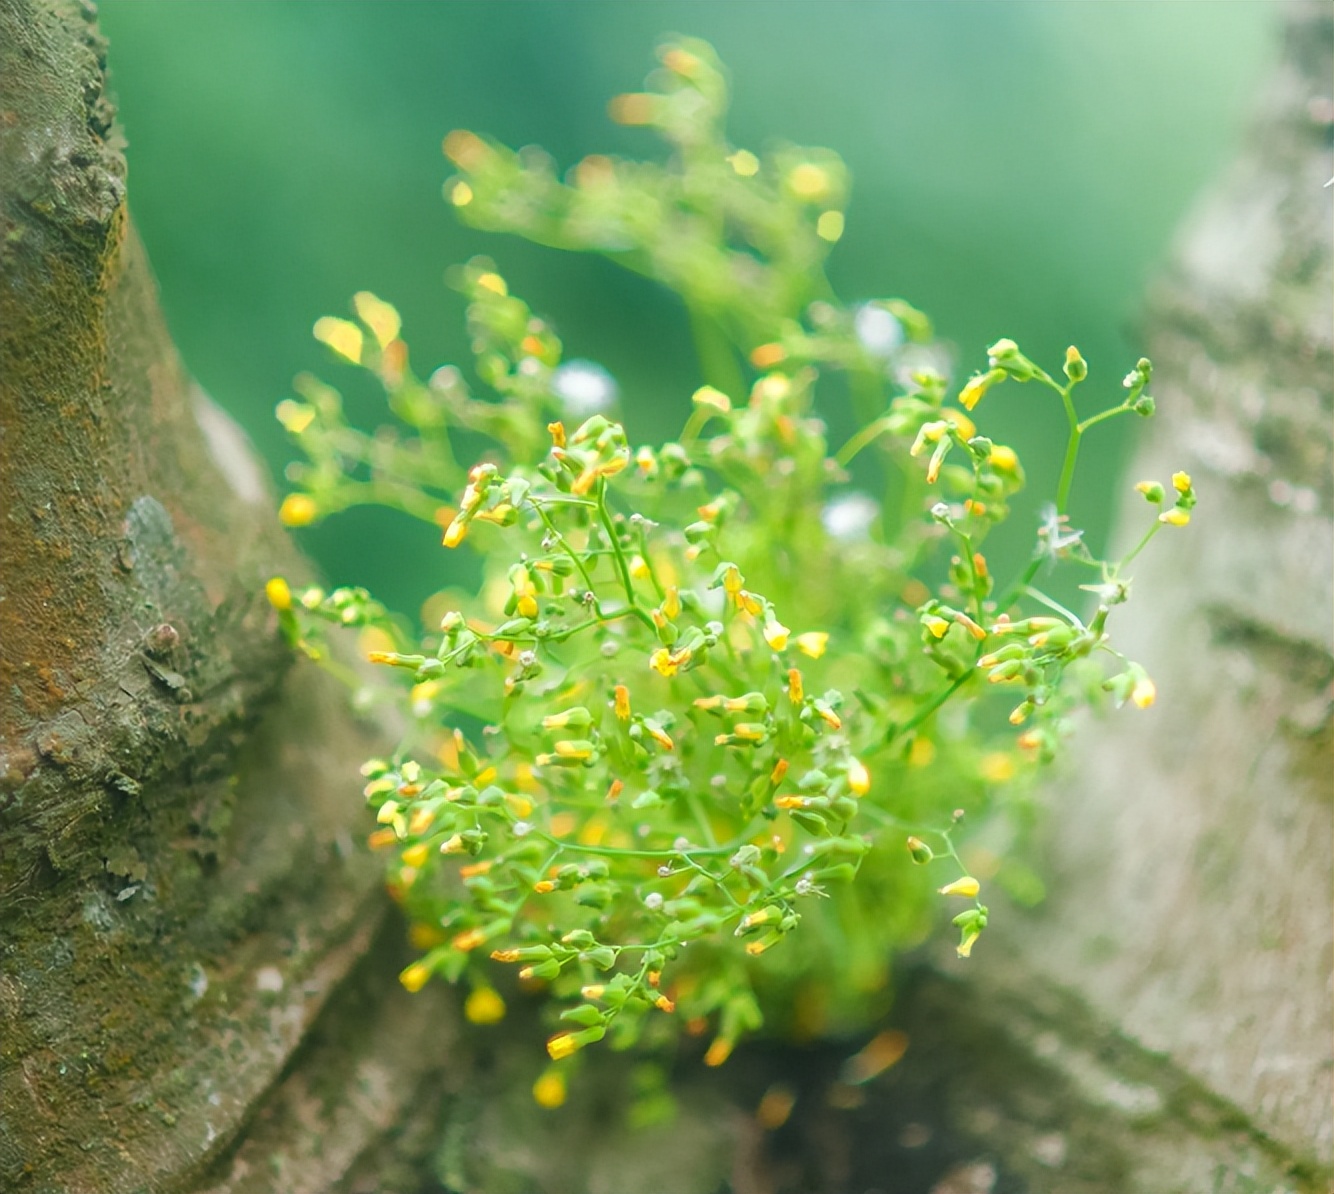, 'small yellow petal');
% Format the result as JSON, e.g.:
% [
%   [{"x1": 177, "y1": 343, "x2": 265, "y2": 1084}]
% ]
[
  {"x1": 278, "y1": 494, "x2": 318, "y2": 527},
  {"x1": 399, "y1": 962, "x2": 431, "y2": 993},
  {"x1": 846, "y1": 758, "x2": 870, "y2": 796},
  {"x1": 265, "y1": 576, "x2": 292, "y2": 612},
  {"x1": 795, "y1": 631, "x2": 828, "y2": 659},
  {"x1": 816, "y1": 210, "x2": 844, "y2": 242},
  {"x1": 938, "y1": 876, "x2": 981, "y2": 898},
  {"x1": 464, "y1": 986, "x2": 507, "y2": 1025},
  {"x1": 546, "y1": 1032, "x2": 579, "y2": 1060},
  {"x1": 727, "y1": 149, "x2": 759, "y2": 177},
  {"x1": 275, "y1": 399, "x2": 315, "y2": 434},
  {"x1": 532, "y1": 1068, "x2": 567, "y2": 1108},
  {"x1": 788, "y1": 163, "x2": 830, "y2": 202},
  {"x1": 313, "y1": 316, "x2": 363, "y2": 363},
  {"x1": 353, "y1": 291, "x2": 402, "y2": 348}
]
